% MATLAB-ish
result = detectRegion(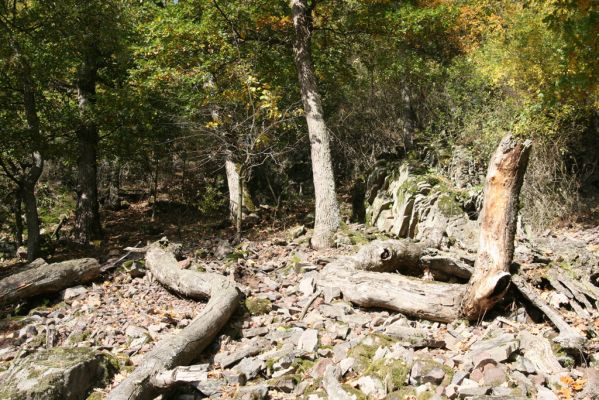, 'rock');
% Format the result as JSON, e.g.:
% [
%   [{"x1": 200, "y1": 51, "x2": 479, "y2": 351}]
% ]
[
  {"x1": 61, "y1": 285, "x2": 88, "y2": 300},
  {"x1": 234, "y1": 357, "x2": 265, "y2": 380},
  {"x1": 235, "y1": 384, "x2": 268, "y2": 400},
  {"x1": 299, "y1": 276, "x2": 316, "y2": 297},
  {"x1": 241, "y1": 326, "x2": 270, "y2": 338},
  {"x1": 482, "y1": 363, "x2": 506, "y2": 386},
  {"x1": 536, "y1": 385, "x2": 558, "y2": 400},
  {"x1": 270, "y1": 375, "x2": 296, "y2": 393},
  {"x1": 297, "y1": 329, "x2": 319, "y2": 352},
  {"x1": 339, "y1": 357, "x2": 355, "y2": 376},
  {"x1": 323, "y1": 365, "x2": 357, "y2": 400},
  {"x1": 244, "y1": 297, "x2": 272, "y2": 316},
  {"x1": 223, "y1": 369, "x2": 247, "y2": 386},
  {"x1": 356, "y1": 375, "x2": 385, "y2": 398},
  {"x1": 214, "y1": 240, "x2": 234, "y2": 259},
  {"x1": 289, "y1": 225, "x2": 307, "y2": 239},
  {"x1": 385, "y1": 323, "x2": 445, "y2": 348},
  {"x1": 18, "y1": 325, "x2": 38, "y2": 339},
  {"x1": 410, "y1": 360, "x2": 446, "y2": 385},
  {"x1": 518, "y1": 331, "x2": 563, "y2": 375},
  {"x1": 196, "y1": 379, "x2": 225, "y2": 396},
  {"x1": 457, "y1": 378, "x2": 488, "y2": 398},
  {"x1": 124, "y1": 325, "x2": 148, "y2": 339},
  {"x1": 0, "y1": 347, "x2": 115, "y2": 400},
  {"x1": 323, "y1": 286, "x2": 342, "y2": 303},
  {"x1": 465, "y1": 333, "x2": 519, "y2": 366}
]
